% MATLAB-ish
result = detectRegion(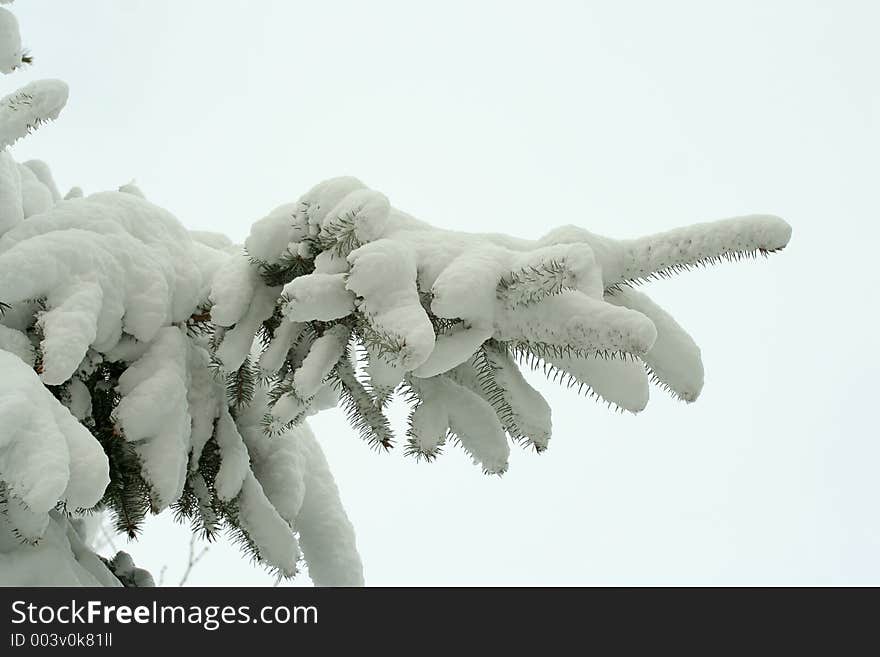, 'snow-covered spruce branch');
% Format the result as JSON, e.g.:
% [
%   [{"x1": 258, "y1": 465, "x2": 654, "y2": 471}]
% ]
[
  {"x1": 0, "y1": 79, "x2": 67, "y2": 151},
  {"x1": 0, "y1": 176, "x2": 789, "y2": 585},
  {"x1": 212, "y1": 176, "x2": 790, "y2": 472},
  {"x1": 0, "y1": 1, "x2": 789, "y2": 586}
]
